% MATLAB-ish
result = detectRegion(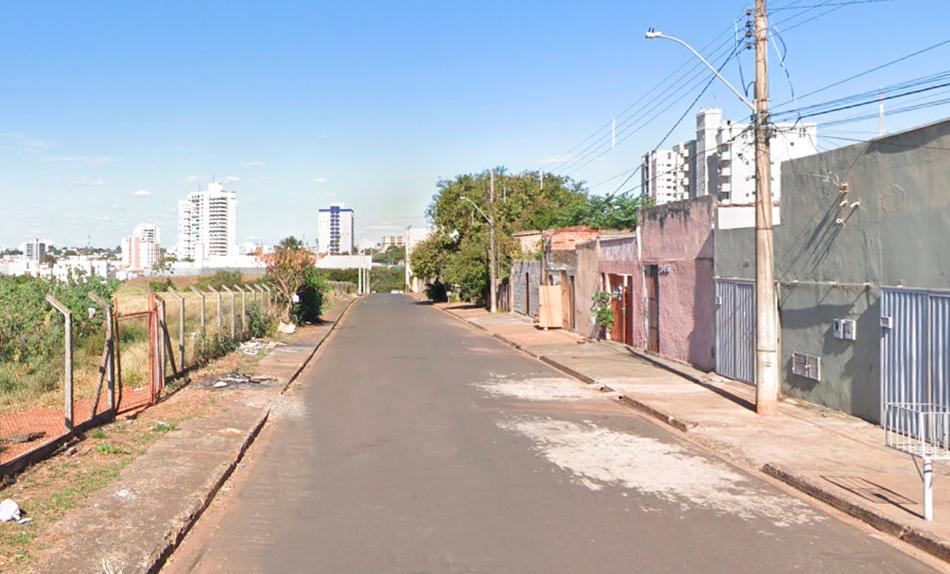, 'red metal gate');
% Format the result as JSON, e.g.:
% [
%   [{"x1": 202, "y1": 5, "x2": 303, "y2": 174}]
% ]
[{"x1": 114, "y1": 293, "x2": 162, "y2": 414}]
